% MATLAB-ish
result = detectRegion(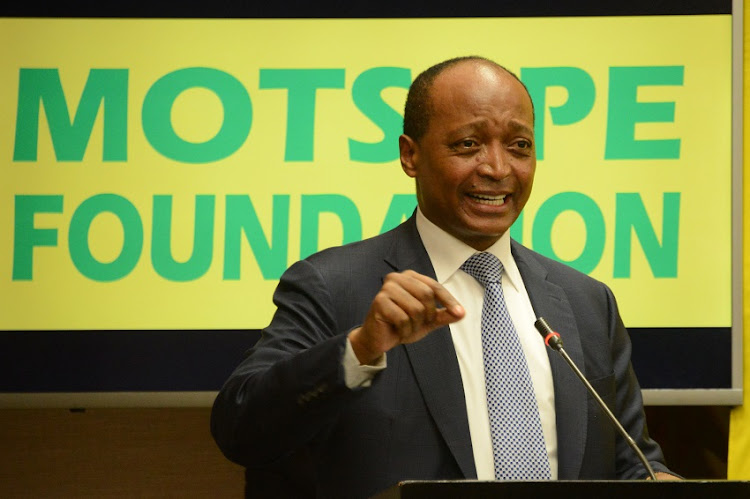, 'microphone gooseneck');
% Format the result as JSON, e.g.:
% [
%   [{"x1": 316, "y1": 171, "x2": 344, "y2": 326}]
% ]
[{"x1": 533, "y1": 317, "x2": 658, "y2": 481}]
